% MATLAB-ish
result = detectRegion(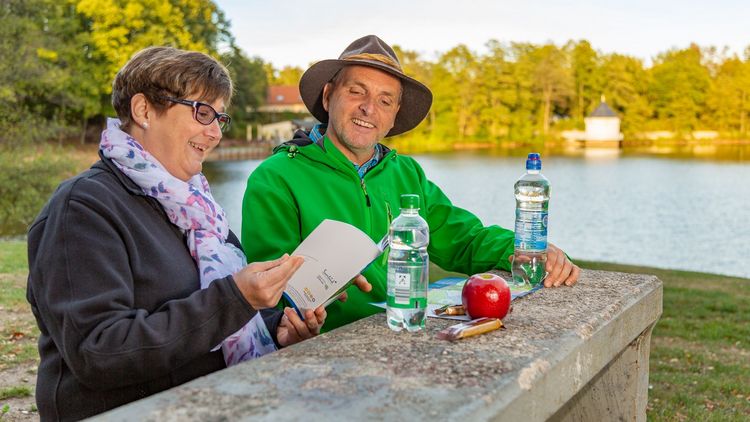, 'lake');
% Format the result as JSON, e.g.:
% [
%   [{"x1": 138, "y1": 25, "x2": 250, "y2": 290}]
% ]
[{"x1": 203, "y1": 148, "x2": 750, "y2": 279}]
